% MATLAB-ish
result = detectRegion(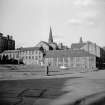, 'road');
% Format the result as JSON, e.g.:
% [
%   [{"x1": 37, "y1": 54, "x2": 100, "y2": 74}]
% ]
[{"x1": 0, "y1": 70, "x2": 105, "y2": 105}]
